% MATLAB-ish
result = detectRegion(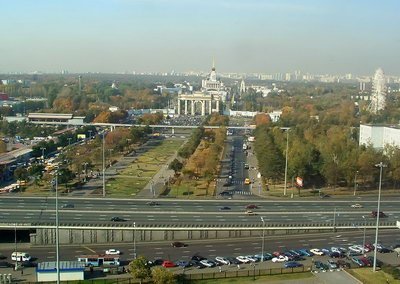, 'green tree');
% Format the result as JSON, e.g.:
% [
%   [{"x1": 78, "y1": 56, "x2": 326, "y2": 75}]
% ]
[
  {"x1": 152, "y1": 267, "x2": 175, "y2": 284},
  {"x1": 128, "y1": 256, "x2": 151, "y2": 284},
  {"x1": 169, "y1": 158, "x2": 183, "y2": 174},
  {"x1": 14, "y1": 167, "x2": 29, "y2": 181}
]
